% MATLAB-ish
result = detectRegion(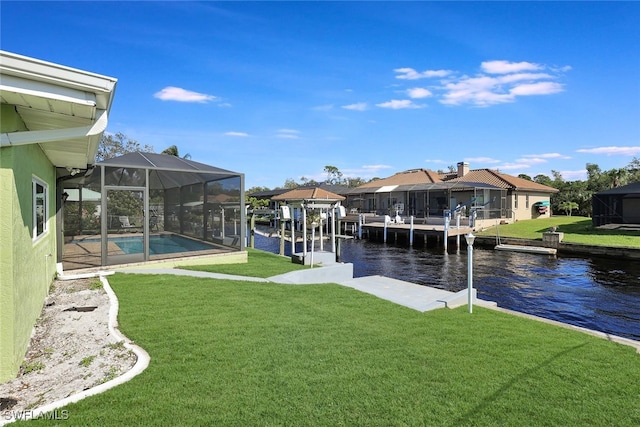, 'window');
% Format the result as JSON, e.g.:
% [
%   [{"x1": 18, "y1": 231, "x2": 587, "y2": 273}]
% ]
[
  {"x1": 526, "y1": 194, "x2": 530, "y2": 209},
  {"x1": 514, "y1": 193, "x2": 519, "y2": 209},
  {"x1": 33, "y1": 177, "x2": 48, "y2": 240}
]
